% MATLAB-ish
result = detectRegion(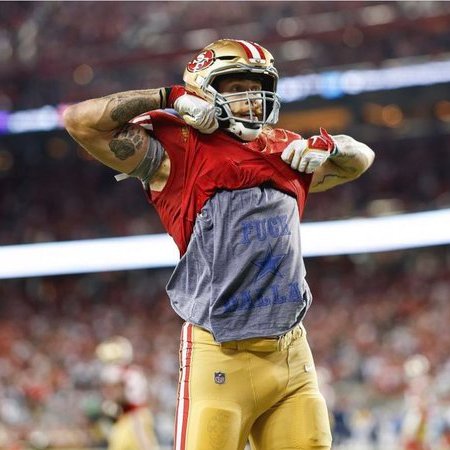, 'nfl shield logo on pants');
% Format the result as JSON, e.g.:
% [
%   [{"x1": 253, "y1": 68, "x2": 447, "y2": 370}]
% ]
[{"x1": 214, "y1": 371, "x2": 226, "y2": 384}]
